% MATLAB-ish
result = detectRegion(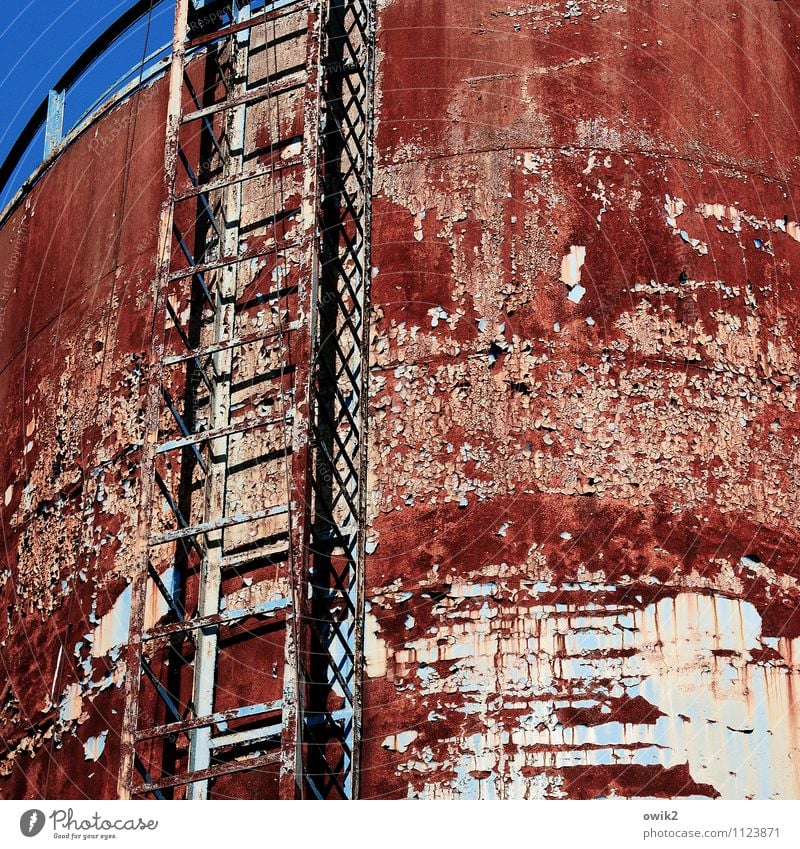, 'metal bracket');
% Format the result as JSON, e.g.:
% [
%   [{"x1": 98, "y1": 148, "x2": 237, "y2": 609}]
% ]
[{"x1": 44, "y1": 89, "x2": 65, "y2": 158}]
